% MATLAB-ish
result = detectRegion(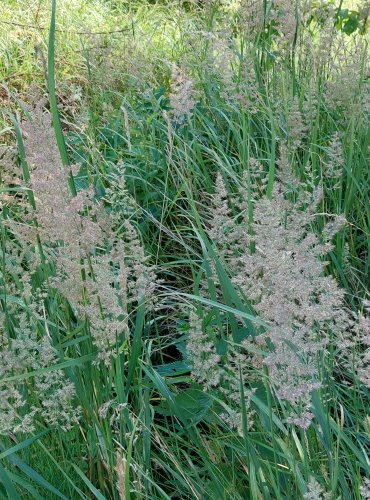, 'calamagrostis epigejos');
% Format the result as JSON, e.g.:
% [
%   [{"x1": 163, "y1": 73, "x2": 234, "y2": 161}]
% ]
[{"x1": 201, "y1": 165, "x2": 350, "y2": 428}]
